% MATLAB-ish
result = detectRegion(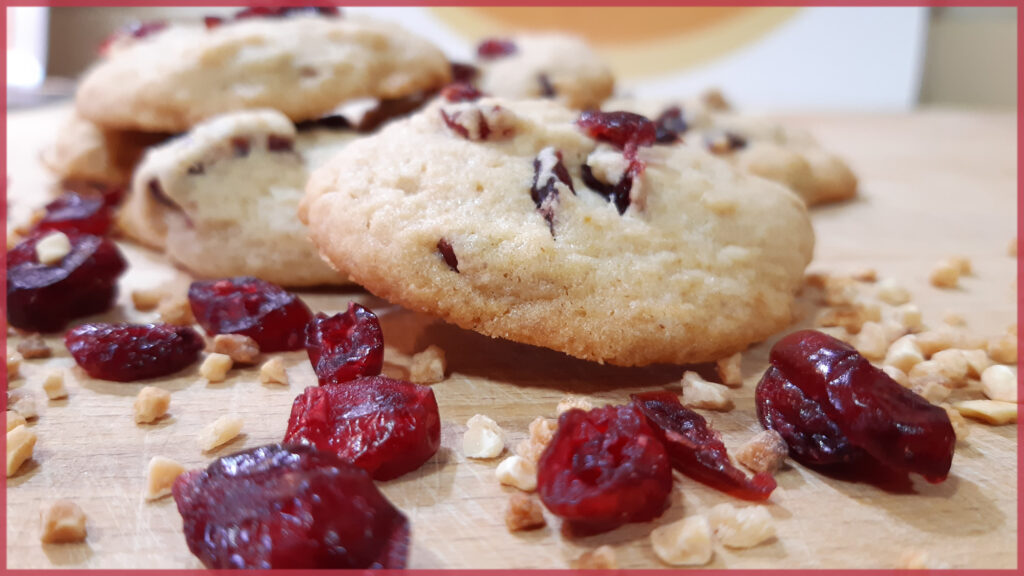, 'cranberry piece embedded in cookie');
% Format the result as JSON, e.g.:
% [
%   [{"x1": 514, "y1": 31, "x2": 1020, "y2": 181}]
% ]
[
  {"x1": 450, "y1": 61, "x2": 479, "y2": 84},
  {"x1": 654, "y1": 106, "x2": 688, "y2": 144},
  {"x1": 34, "y1": 192, "x2": 113, "y2": 236},
  {"x1": 576, "y1": 110, "x2": 657, "y2": 153},
  {"x1": 7, "y1": 232, "x2": 127, "y2": 332},
  {"x1": 284, "y1": 376, "x2": 442, "y2": 480},
  {"x1": 173, "y1": 443, "x2": 409, "y2": 569},
  {"x1": 234, "y1": 6, "x2": 342, "y2": 20},
  {"x1": 704, "y1": 131, "x2": 748, "y2": 155},
  {"x1": 441, "y1": 83, "x2": 483, "y2": 103},
  {"x1": 537, "y1": 74, "x2": 556, "y2": 98},
  {"x1": 476, "y1": 38, "x2": 517, "y2": 59},
  {"x1": 440, "y1": 103, "x2": 516, "y2": 141},
  {"x1": 188, "y1": 277, "x2": 313, "y2": 352},
  {"x1": 305, "y1": 303, "x2": 384, "y2": 386},
  {"x1": 66, "y1": 322, "x2": 204, "y2": 382},
  {"x1": 581, "y1": 164, "x2": 632, "y2": 215},
  {"x1": 295, "y1": 114, "x2": 352, "y2": 132},
  {"x1": 357, "y1": 91, "x2": 436, "y2": 133},
  {"x1": 437, "y1": 238, "x2": 459, "y2": 273},
  {"x1": 266, "y1": 135, "x2": 295, "y2": 152},
  {"x1": 531, "y1": 147, "x2": 575, "y2": 232}
]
